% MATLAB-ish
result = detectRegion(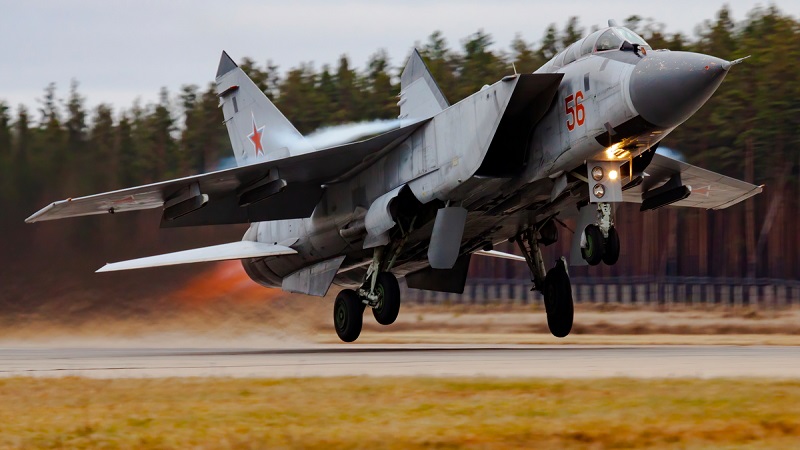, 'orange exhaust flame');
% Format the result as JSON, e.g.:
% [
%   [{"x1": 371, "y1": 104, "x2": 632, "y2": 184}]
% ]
[{"x1": 172, "y1": 260, "x2": 281, "y2": 307}]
